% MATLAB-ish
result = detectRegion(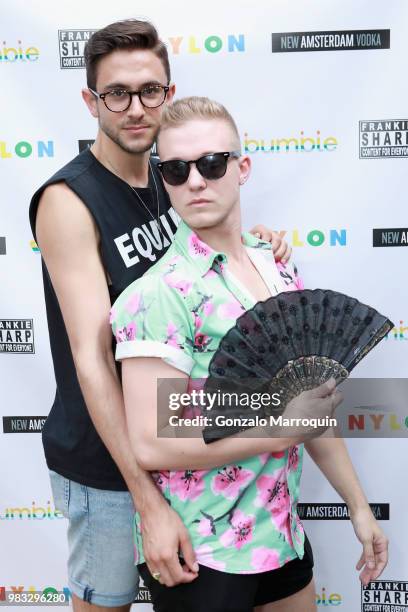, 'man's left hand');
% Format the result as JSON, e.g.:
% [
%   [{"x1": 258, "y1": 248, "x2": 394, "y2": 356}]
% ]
[
  {"x1": 351, "y1": 505, "x2": 389, "y2": 586},
  {"x1": 249, "y1": 224, "x2": 291, "y2": 263}
]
